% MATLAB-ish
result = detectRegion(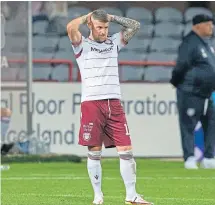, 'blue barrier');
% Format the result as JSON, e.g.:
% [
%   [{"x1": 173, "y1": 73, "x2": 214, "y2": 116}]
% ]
[
  {"x1": 212, "y1": 92, "x2": 215, "y2": 105},
  {"x1": 17, "y1": 141, "x2": 30, "y2": 154},
  {"x1": 195, "y1": 92, "x2": 215, "y2": 160}
]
